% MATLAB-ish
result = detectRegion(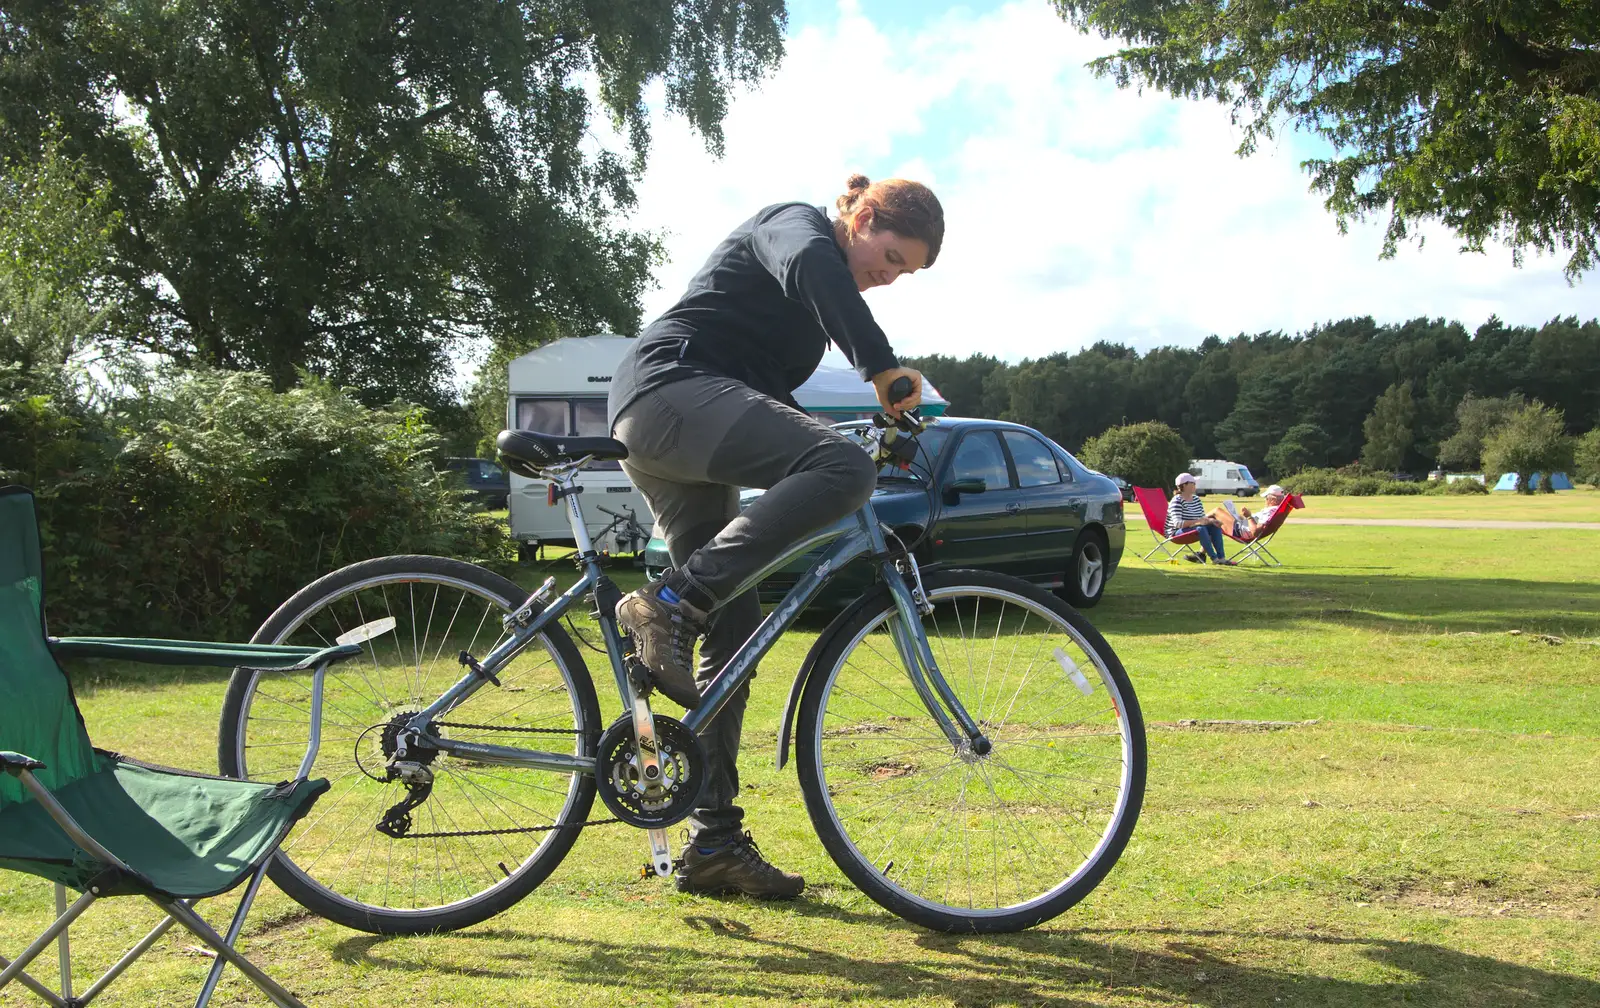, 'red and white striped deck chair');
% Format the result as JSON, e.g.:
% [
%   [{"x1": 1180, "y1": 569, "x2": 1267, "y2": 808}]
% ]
[
  {"x1": 1225, "y1": 493, "x2": 1304, "y2": 566},
  {"x1": 1133, "y1": 486, "x2": 1202, "y2": 565}
]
